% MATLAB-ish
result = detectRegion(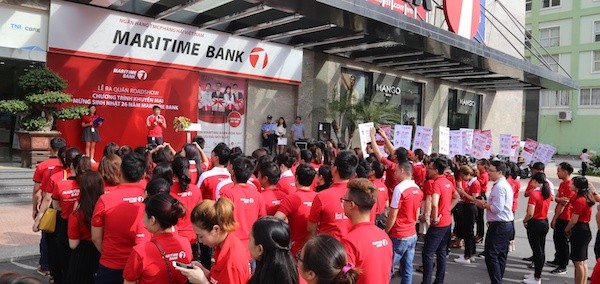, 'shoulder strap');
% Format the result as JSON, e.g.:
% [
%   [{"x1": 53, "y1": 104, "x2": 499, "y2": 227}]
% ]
[{"x1": 151, "y1": 239, "x2": 175, "y2": 284}]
